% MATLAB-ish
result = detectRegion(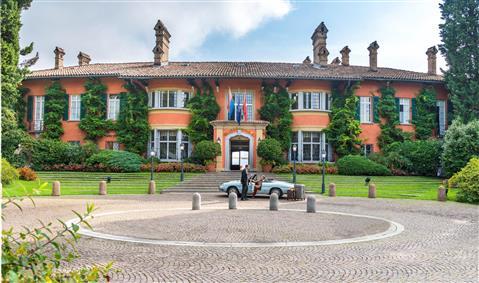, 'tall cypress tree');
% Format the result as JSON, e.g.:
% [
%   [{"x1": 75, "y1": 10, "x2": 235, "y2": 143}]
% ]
[{"x1": 439, "y1": 0, "x2": 479, "y2": 123}]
